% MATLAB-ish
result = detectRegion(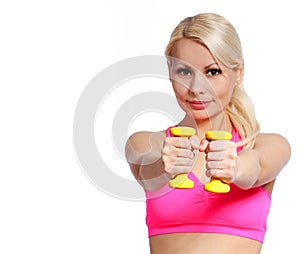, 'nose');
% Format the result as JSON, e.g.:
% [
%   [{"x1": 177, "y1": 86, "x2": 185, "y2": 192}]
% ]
[{"x1": 189, "y1": 72, "x2": 210, "y2": 95}]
